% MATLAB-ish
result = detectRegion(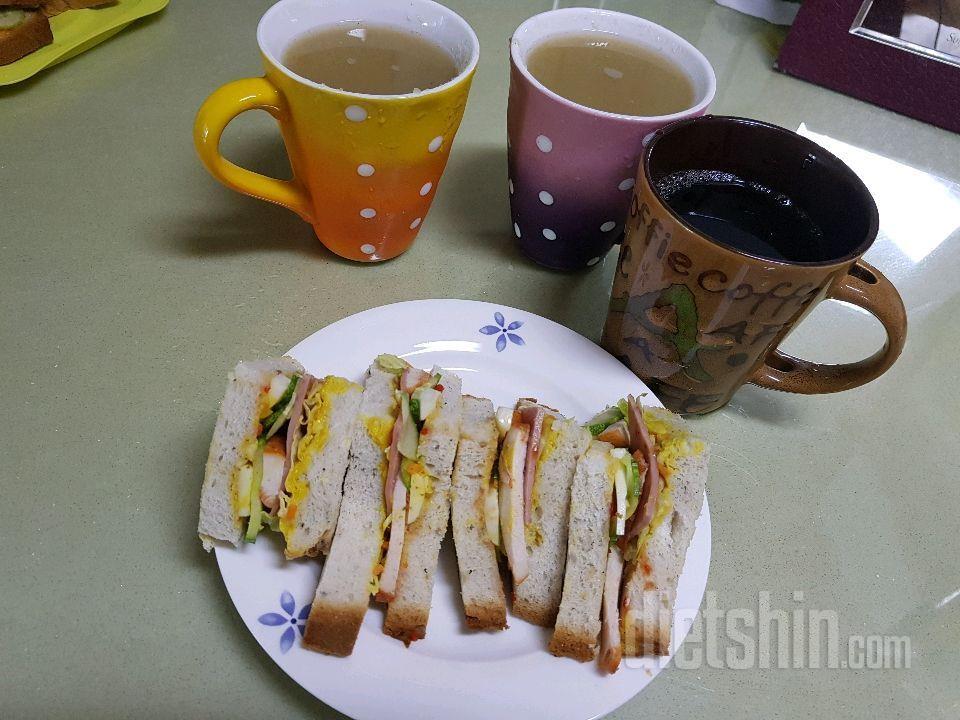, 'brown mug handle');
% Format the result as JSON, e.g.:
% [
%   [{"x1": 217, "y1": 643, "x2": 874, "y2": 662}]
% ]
[{"x1": 749, "y1": 261, "x2": 907, "y2": 394}]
